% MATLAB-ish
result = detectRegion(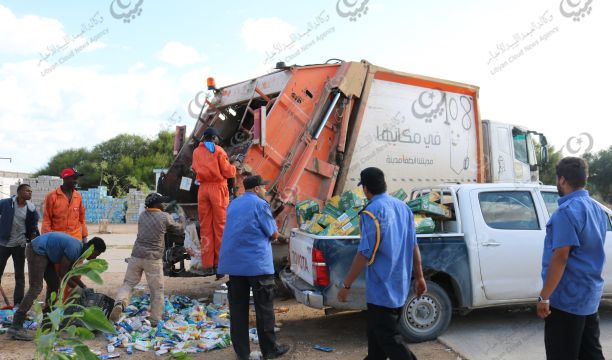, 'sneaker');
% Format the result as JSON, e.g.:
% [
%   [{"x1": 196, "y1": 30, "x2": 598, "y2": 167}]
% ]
[
  {"x1": 264, "y1": 344, "x2": 290, "y2": 359},
  {"x1": 109, "y1": 303, "x2": 124, "y2": 323},
  {"x1": 8, "y1": 327, "x2": 34, "y2": 341}
]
